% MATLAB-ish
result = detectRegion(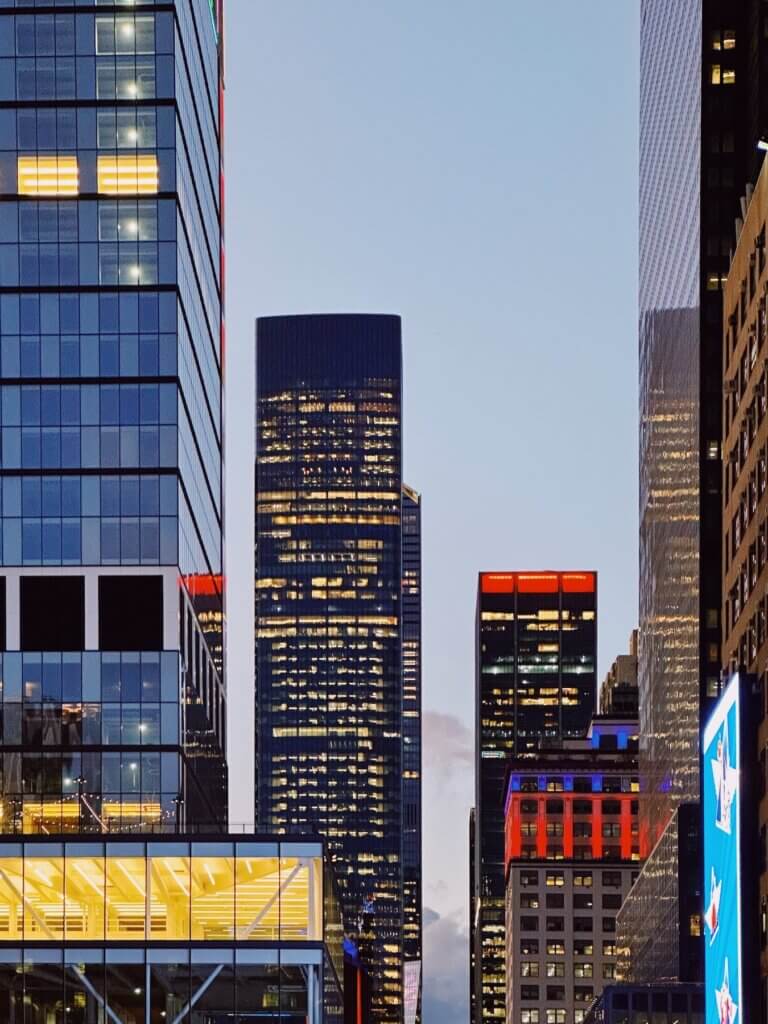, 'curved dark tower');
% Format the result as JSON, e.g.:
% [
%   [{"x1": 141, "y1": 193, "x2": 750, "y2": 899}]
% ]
[{"x1": 255, "y1": 313, "x2": 413, "y2": 1023}]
